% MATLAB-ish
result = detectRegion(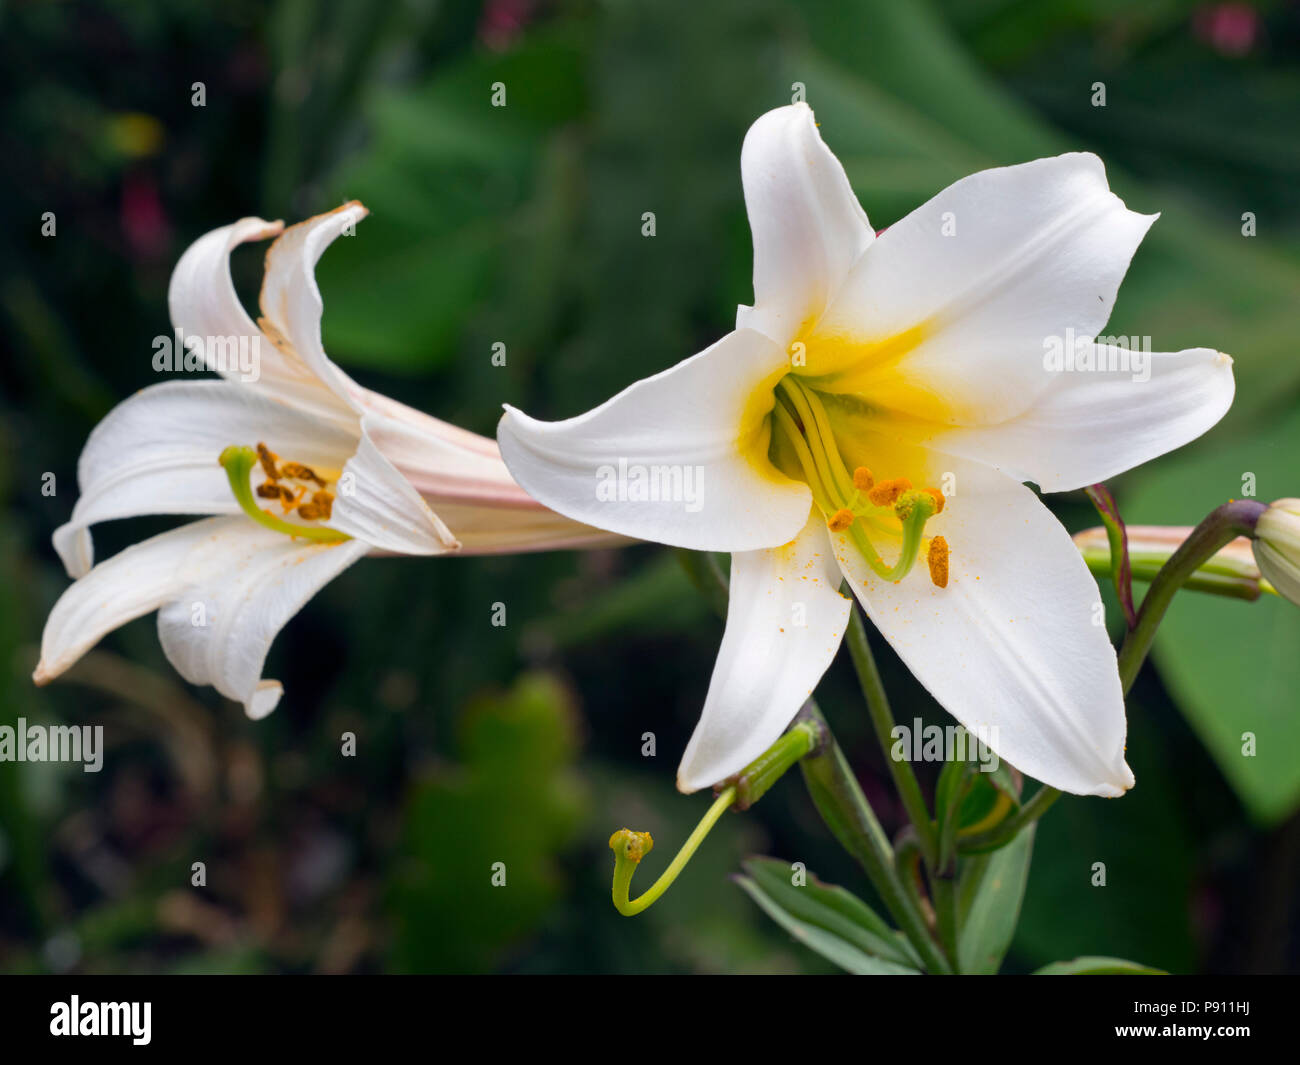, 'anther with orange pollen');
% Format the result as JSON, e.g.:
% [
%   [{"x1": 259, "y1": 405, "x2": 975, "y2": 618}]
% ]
[
  {"x1": 828, "y1": 508, "x2": 855, "y2": 532},
  {"x1": 867, "y1": 476, "x2": 912, "y2": 508},
  {"x1": 927, "y1": 535, "x2": 950, "y2": 589},
  {"x1": 768, "y1": 372, "x2": 954, "y2": 586}
]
